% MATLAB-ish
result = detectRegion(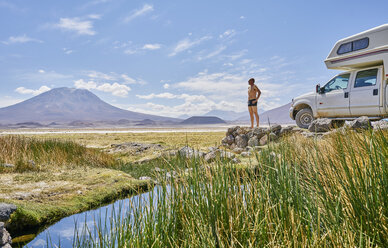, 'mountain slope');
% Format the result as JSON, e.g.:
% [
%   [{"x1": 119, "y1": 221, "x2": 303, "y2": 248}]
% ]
[
  {"x1": 181, "y1": 116, "x2": 226, "y2": 125},
  {"x1": 204, "y1": 110, "x2": 245, "y2": 121},
  {"x1": 235, "y1": 103, "x2": 294, "y2": 124},
  {"x1": 0, "y1": 87, "x2": 179, "y2": 124}
]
